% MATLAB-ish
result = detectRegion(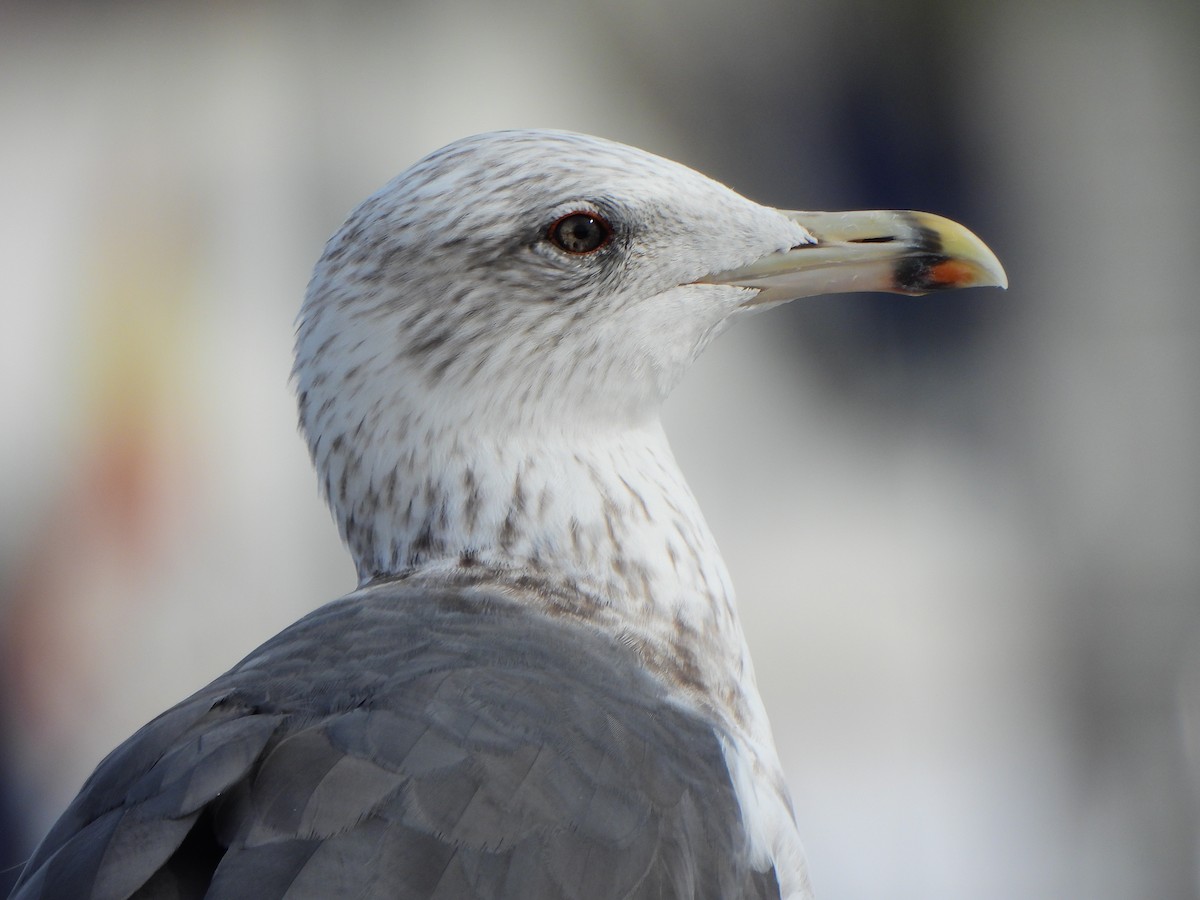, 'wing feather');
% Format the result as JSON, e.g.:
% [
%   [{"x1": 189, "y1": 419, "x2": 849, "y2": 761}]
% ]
[{"x1": 11, "y1": 585, "x2": 781, "y2": 899}]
